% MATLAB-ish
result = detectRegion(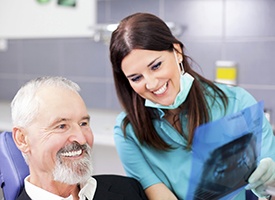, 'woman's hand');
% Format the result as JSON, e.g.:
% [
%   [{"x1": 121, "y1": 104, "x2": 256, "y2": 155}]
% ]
[{"x1": 245, "y1": 157, "x2": 275, "y2": 198}]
